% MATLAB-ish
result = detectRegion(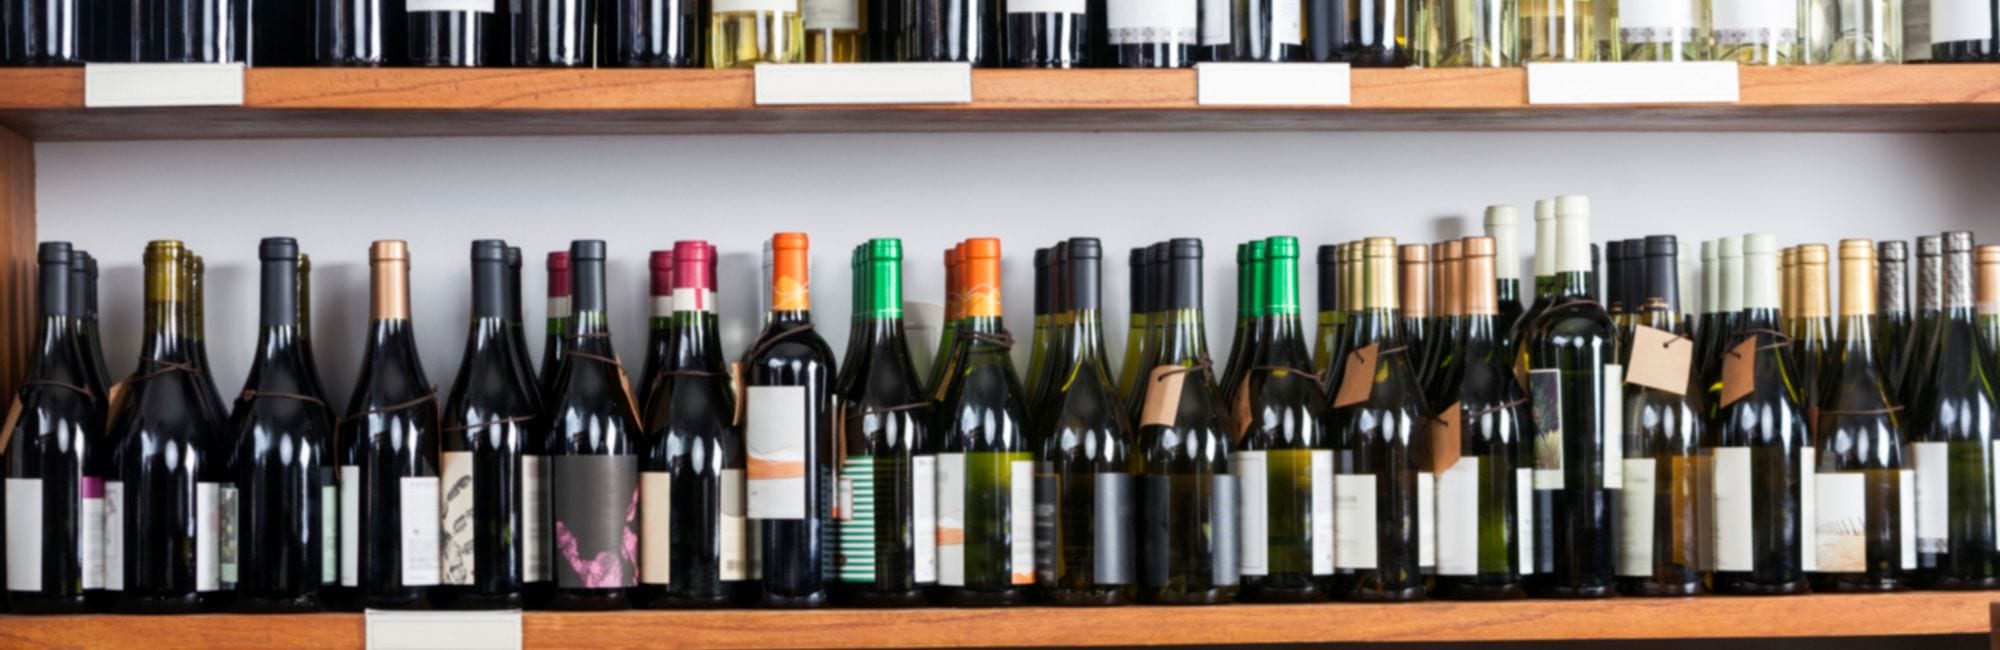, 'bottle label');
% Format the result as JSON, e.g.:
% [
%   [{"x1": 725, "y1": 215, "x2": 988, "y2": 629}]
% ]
[
  {"x1": 1913, "y1": 441, "x2": 1948, "y2": 554},
  {"x1": 1418, "y1": 471, "x2": 1436, "y2": 569},
  {"x1": 672, "y1": 288, "x2": 716, "y2": 315},
  {"x1": 1528, "y1": 369, "x2": 1565, "y2": 490},
  {"x1": 399, "y1": 476, "x2": 442, "y2": 587},
  {"x1": 1812, "y1": 472, "x2": 1867, "y2": 573},
  {"x1": 837, "y1": 456, "x2": 876, "y2": 583},
  {"x1": 912, "y1": 457, "x2": 937, "y2": 584},
  {"x1": 1107, "y1": 0, "x2": 1198, "y2": 45},
  {"x1": 1713, "y1": 447, "x2": 1753, "y2": 572},
  {"x1": 1095, "y1": 471, "x2": 1135, "y2": 584},
  {"x1": 440, "y1": 451, "x2": 476, "y2": 586},
  {"x1": 1200, "y1": 0, "x2": 1231, "y2": 45},
  {"x1": 220, "y1": 485, "x2": 239, "y2": 587},
  {"x1": 1934, "y1": 0, "x2": 1996, "y2": 43},
  {"x1": 1008, "y1": 0, "x2": 1087, "y2": 13},
  {"x1": 522, "y1": 455, "x2": 549, "y2": 582},
  {"x1": 641, "y1": 471, "x2": 672, "y2": 585},
  {"x1": 1209, "y1": 473, "x2": 1240, "y2": 586},
  {"x1": 548, "y1": 296, "x2": 571, "y2": 322},
  {"x1": 1276, "y1": 0, "x2": 1303, "y2": 46},
  {"x1": 803, "y1": 0, "x2": 859, "y2": 30},
  {"x1": 1515, "y1": 468, "x2": 1534, "y2": 574},
  {"x1": 1619, "y1": 0, "x2": 1696, "y2": 43},
  {"x1": 1435, "y1": 458, "x2": 1479, "y2": 577},
  {"x1": 937, "y1": 453, "x2": 967, "y2": 587},
  {"x1": 1335, "y1": 473, "x2": 1377, "y2": 570},
  {"x1": 1602, "y1": 366, "x2": 1625, "y2": 490},
  {"x1": 1900, "y1": 468, "x2": 1917, "y2": 569},
  {"x1": 720, "y1": 469, "x2": 749, "y2": 581},
  {"x1": 1618, "y1": 457, "x2": 1656, "y2": 577},
  {"x1": 321, "y1": 481, "x2": 338, "y2": 584},
  {"x1": 716, "y1": 0, "x2": 800, "y2": 13},
  {"x1": 5, "y1": 478, "x2": 43, "y2": 590},
  {"x1": 1801, "y1": 448, "x2": 1817, "y2": 572},
  {"x1": 196, "y1": 481, "x2": 221, "y2": 592},
  {"x1": 1011, "y1": 459, "x2": 1036, "y2": 585},
  {"x1": 1713, "y1": 0, "x2": 1798, "y2": 43},
  {"x1": 1311, "y1": 451, "x2": 1334, "y2": 575},
  {"x1": 746, "y1": 386, "x2": 809, "y2": 521},
  {"x1": 1236, "y1": 451, "x2": 1270, "y2": 576},
  {"x1": 407, "y1": 0, "x2": 495, "y2": 12},
  {"x1": 340, "y1": 466, "x2": 360, "y2": 587},
  {"x1": 1035, "y1": 466, "x2": 1058, "y2": 584},
  {"x1": 653, "y1": 296, "x2": 674, "y2": 319},
  {"x1": 551, "y1": 455, "x2": 639, "y2": 589},
  {"x1": 83, "y1": 476, "x2": 104, "y2": 590},
  {"x1": 106, "y1": 481, "x2": 124, "y2": 591}
]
